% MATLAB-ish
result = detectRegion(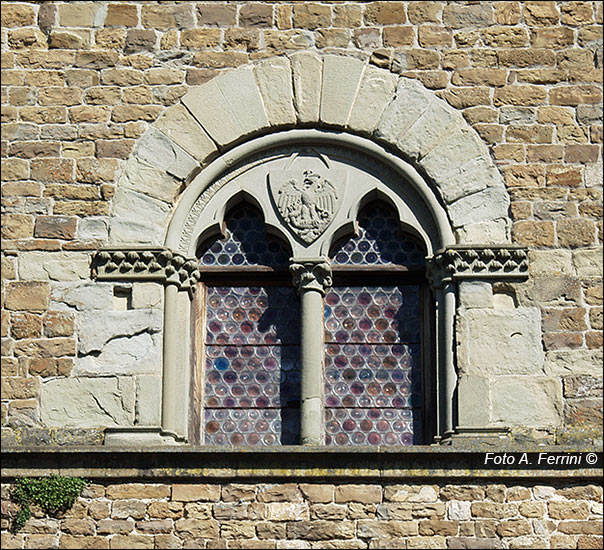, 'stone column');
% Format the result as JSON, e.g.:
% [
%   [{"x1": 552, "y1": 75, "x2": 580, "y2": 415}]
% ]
[{"x1": 290, "y1": 259, "x2": 332, "y2": 446}]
